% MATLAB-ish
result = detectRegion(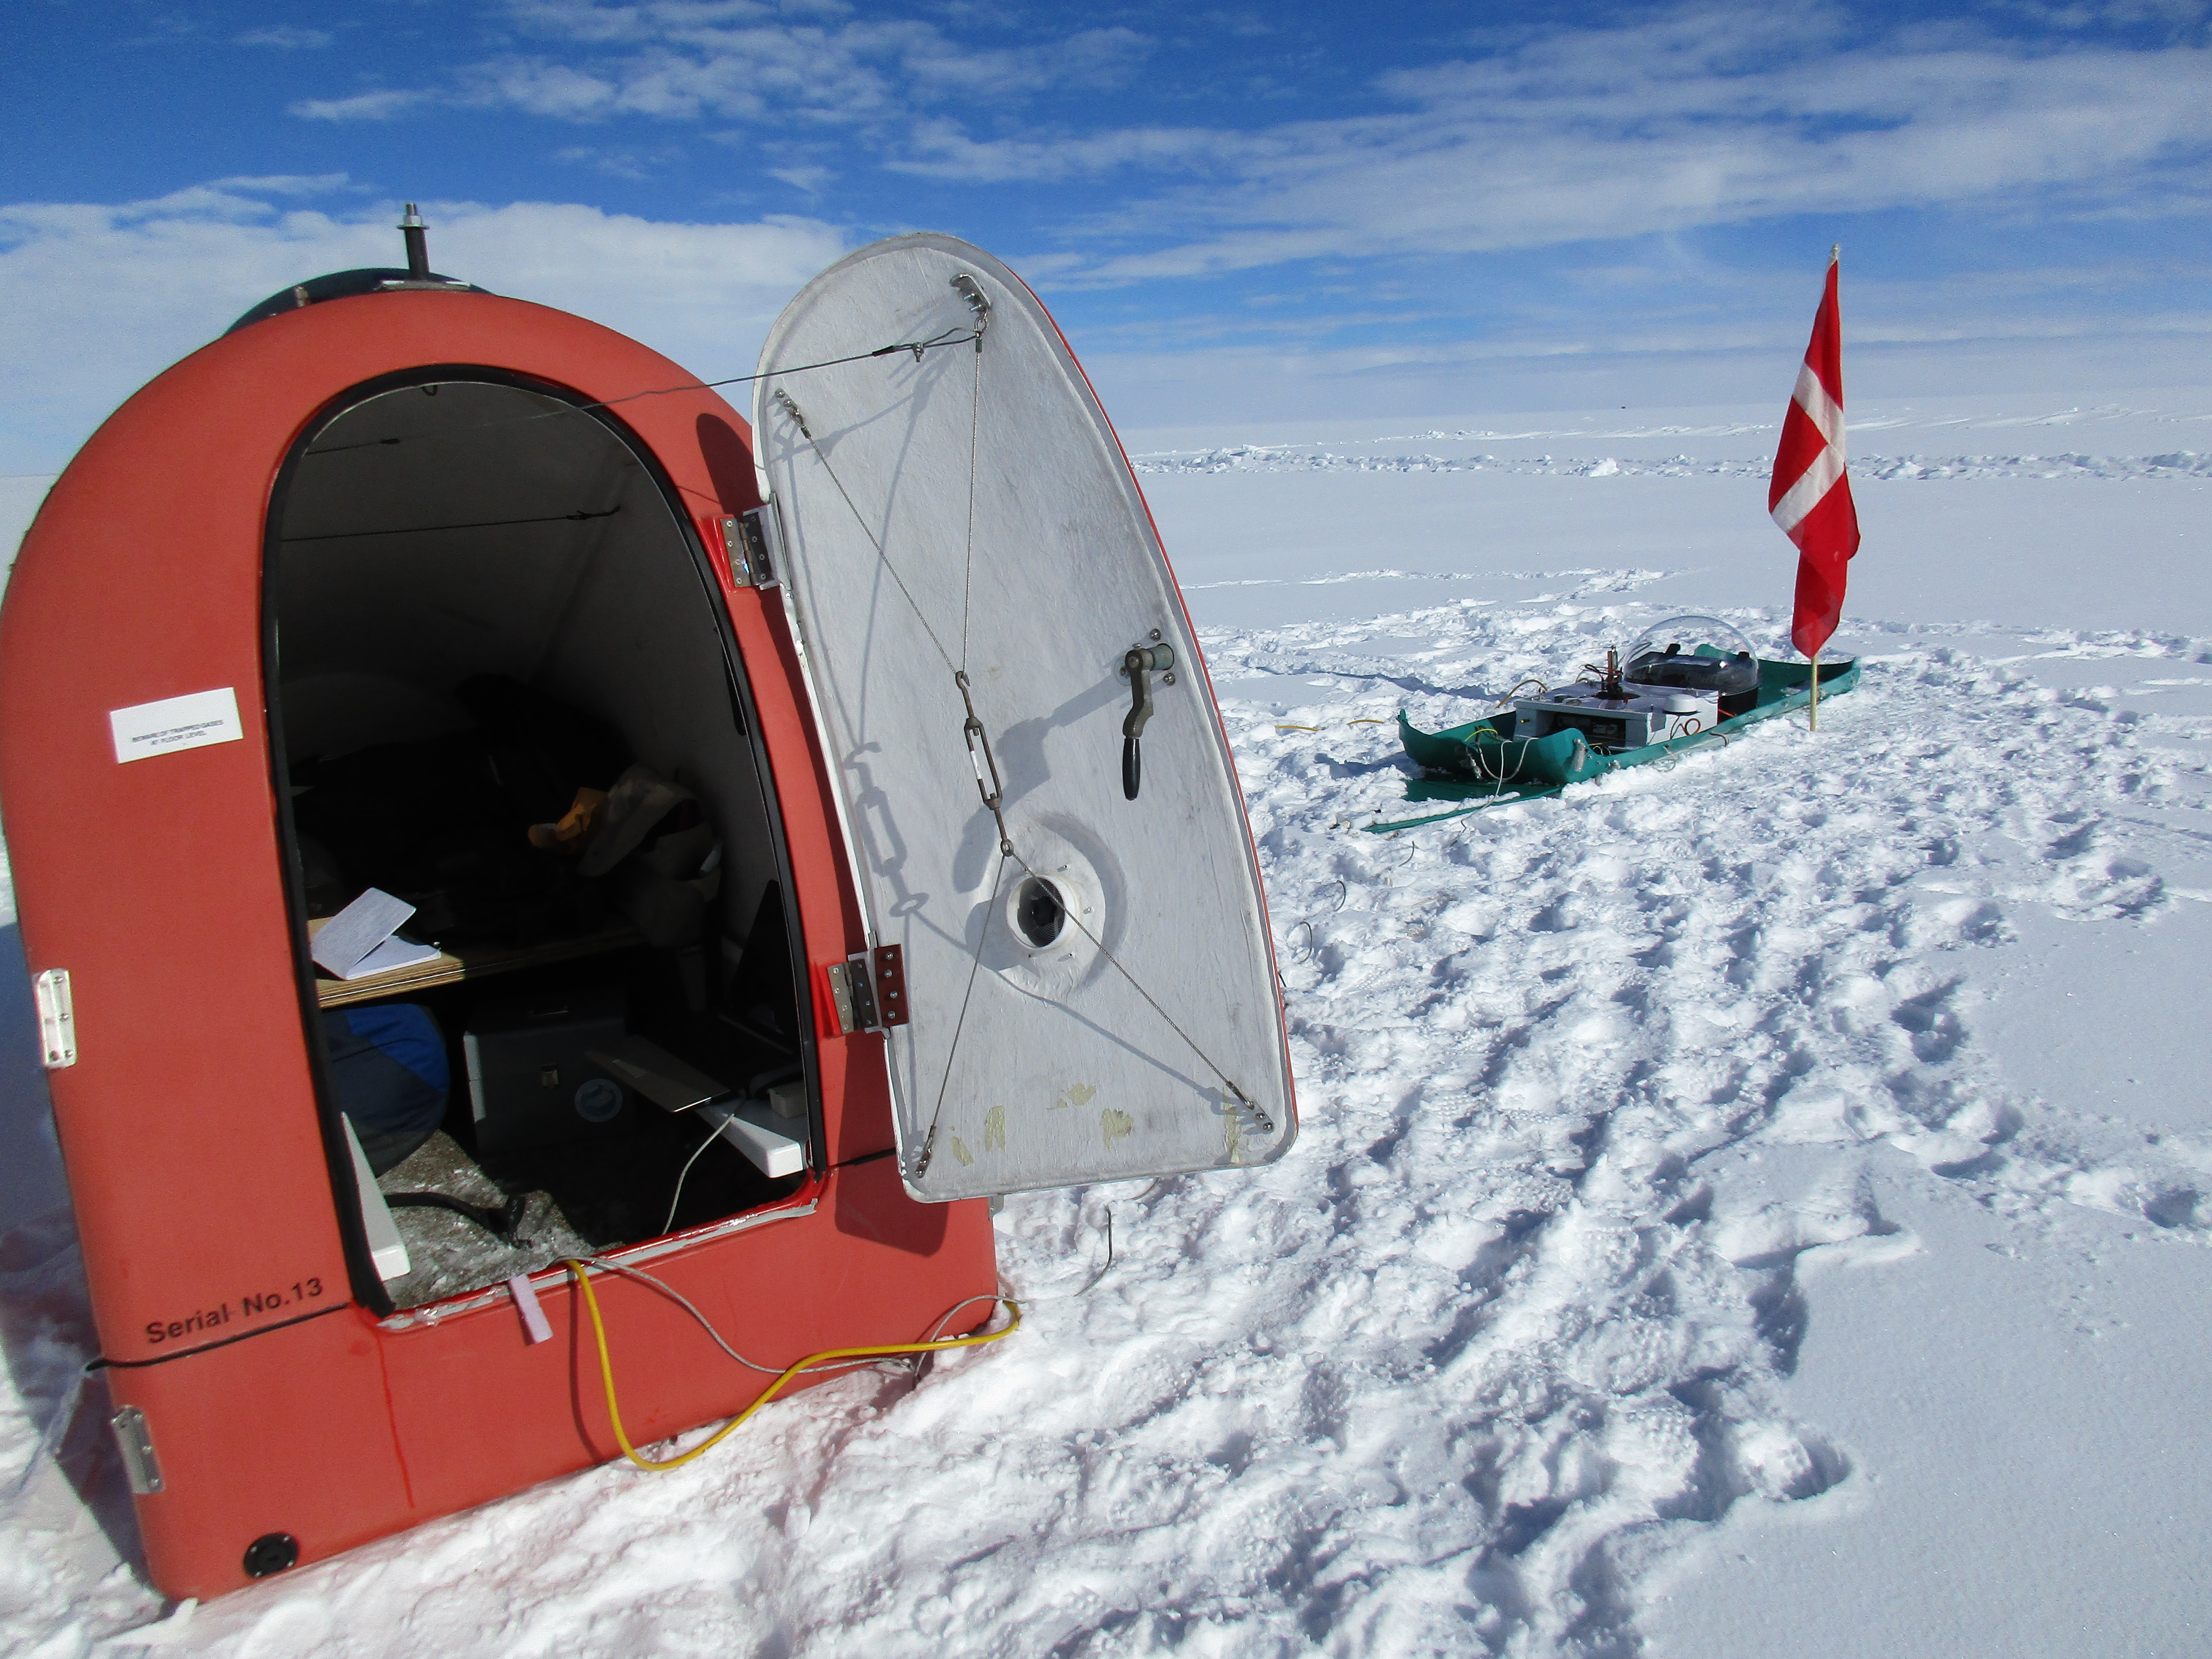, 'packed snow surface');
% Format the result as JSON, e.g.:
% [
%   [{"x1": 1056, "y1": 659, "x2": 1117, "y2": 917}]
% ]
[{"x1": 2, "y1": 392, "x2": 2210, "y2": 1656}]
